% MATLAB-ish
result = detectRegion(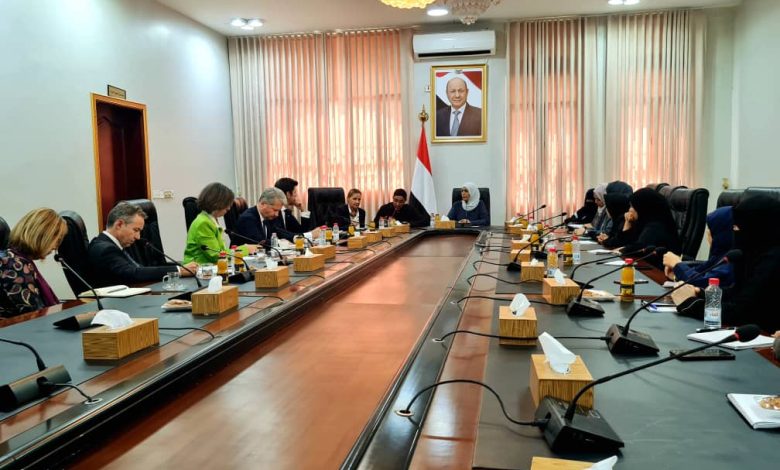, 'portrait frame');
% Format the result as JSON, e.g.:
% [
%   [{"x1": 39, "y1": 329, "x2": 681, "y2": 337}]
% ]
[{"x1": 430, "y1": 64, "x2": 487, "y2": 144}]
